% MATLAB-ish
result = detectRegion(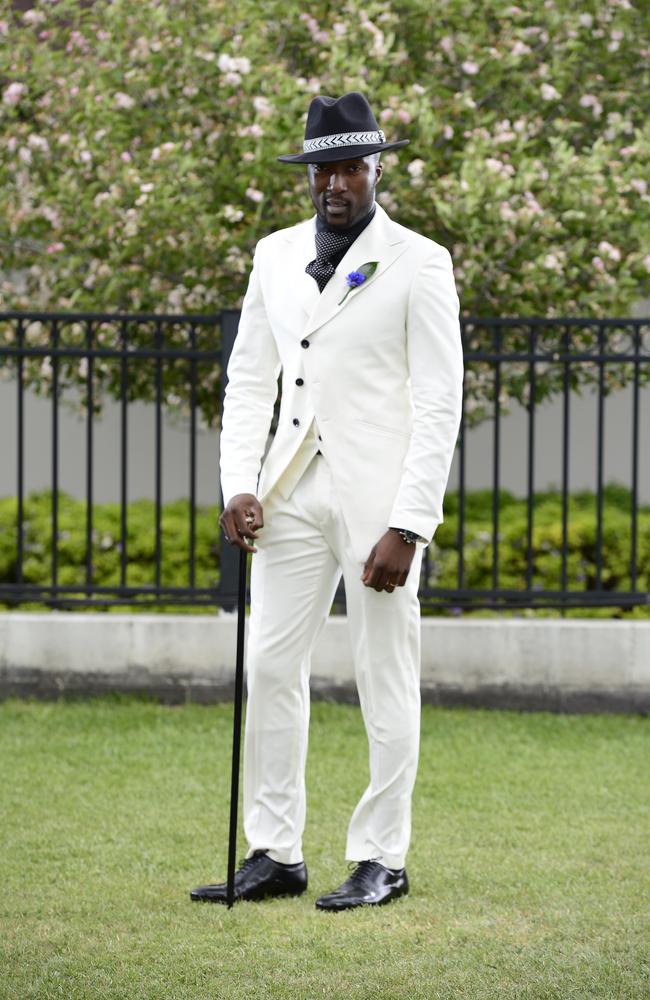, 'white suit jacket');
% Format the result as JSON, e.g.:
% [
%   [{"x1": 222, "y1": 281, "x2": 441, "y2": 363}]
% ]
[{"x1": 220, "y1": 203, "x2": 464, "y2": 563}]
